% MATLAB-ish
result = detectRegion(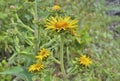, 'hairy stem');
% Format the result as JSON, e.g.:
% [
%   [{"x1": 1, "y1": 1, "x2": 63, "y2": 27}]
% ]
[
  {"x1": 34, "y1": 0, "x2": 39, "y2": 54},
  {"x1": 60, "y1": 35, "x2": 68, "y2": 81}
]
